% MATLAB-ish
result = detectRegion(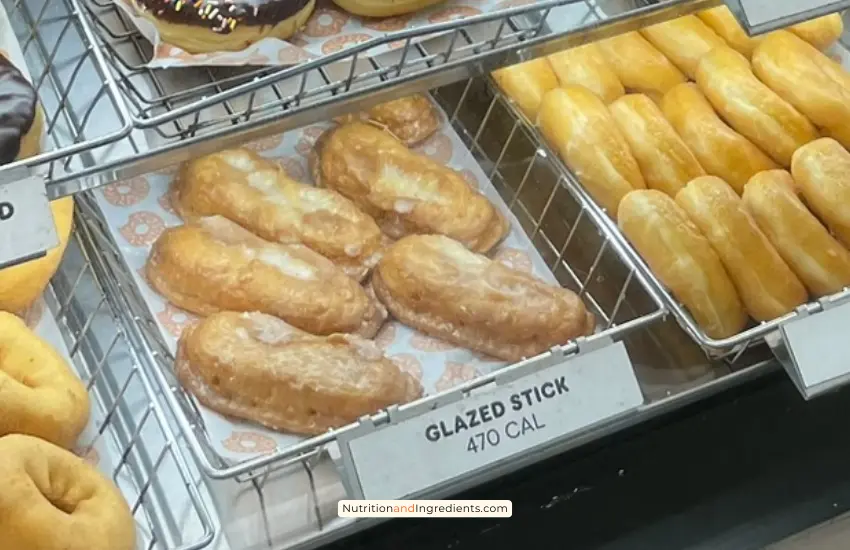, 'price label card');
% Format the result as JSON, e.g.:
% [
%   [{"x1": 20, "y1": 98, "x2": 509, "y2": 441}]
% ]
[
  {"x1": 341, "y1": 341, "x2": 643, "y2": 501},
  {"x1": 728, "y1": 0, "x2": 850, "y2": 34},
  {"x1": 0, "y1": 175, "x2": 58, "y2": 269},
  {"x1": 776, "y1": 298, "x2": 850, "y2": 399}
]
